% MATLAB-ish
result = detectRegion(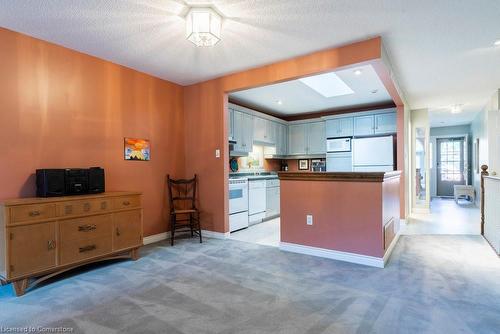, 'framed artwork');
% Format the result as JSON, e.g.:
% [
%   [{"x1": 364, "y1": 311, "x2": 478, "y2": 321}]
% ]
[
  {"x1": 298, "y1": 159, "x2": 309, "y2": 170},
  {"x1": 124, "y1": 138, "x2": 150, "y2": 161}
]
